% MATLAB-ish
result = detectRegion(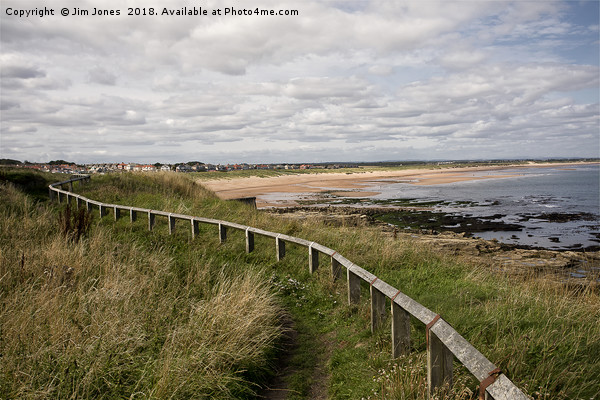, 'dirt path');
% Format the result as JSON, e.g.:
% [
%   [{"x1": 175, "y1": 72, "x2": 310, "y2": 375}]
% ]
[
  {"x1": 260, "y1": 316, "x2": 334, "y2": 400},
  {"x1": 307, "y1": 333, "x2": 334, "y2": 400},
  {"x1": 260, "y1": 315, "x2": 300, "y2": 400}
]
